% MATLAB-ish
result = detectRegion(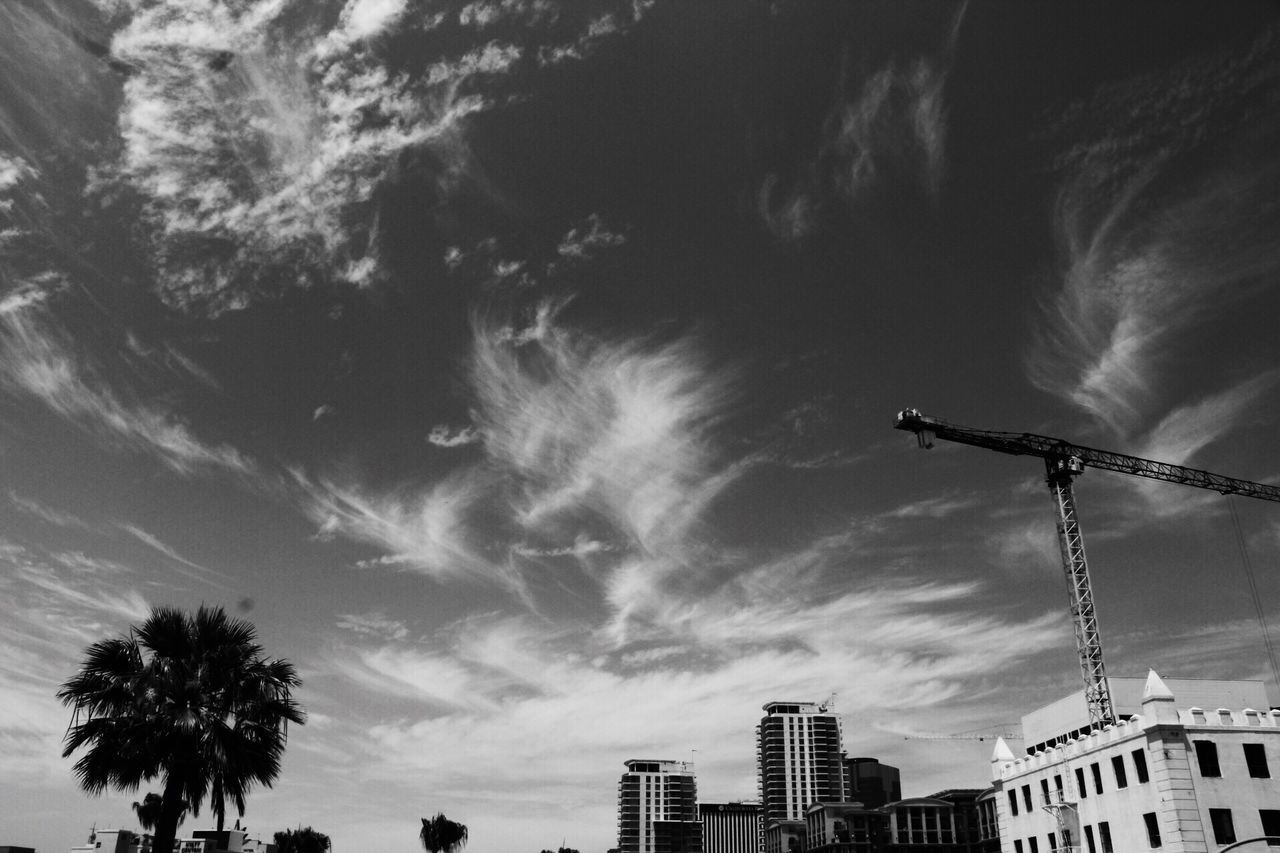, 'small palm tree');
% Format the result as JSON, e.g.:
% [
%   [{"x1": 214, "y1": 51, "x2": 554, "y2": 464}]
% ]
[
  {"x1": 132, "y1": 791, "x2": 187, "y2": 832},
  {"x1": 420, "y1": 813, "x2": 468, "y2": 853},
  {"x1": 58, "y1": 605, "x2": 305, "y2": 853}
]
